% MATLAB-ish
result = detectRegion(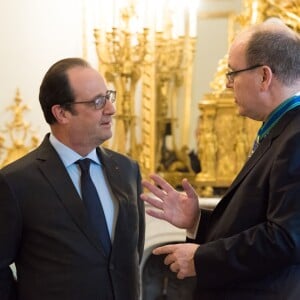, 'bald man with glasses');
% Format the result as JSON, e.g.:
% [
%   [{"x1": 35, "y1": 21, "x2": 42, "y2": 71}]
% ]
[{"x1": 142, "y1": 19, "x2": 300, "y2": 300}]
